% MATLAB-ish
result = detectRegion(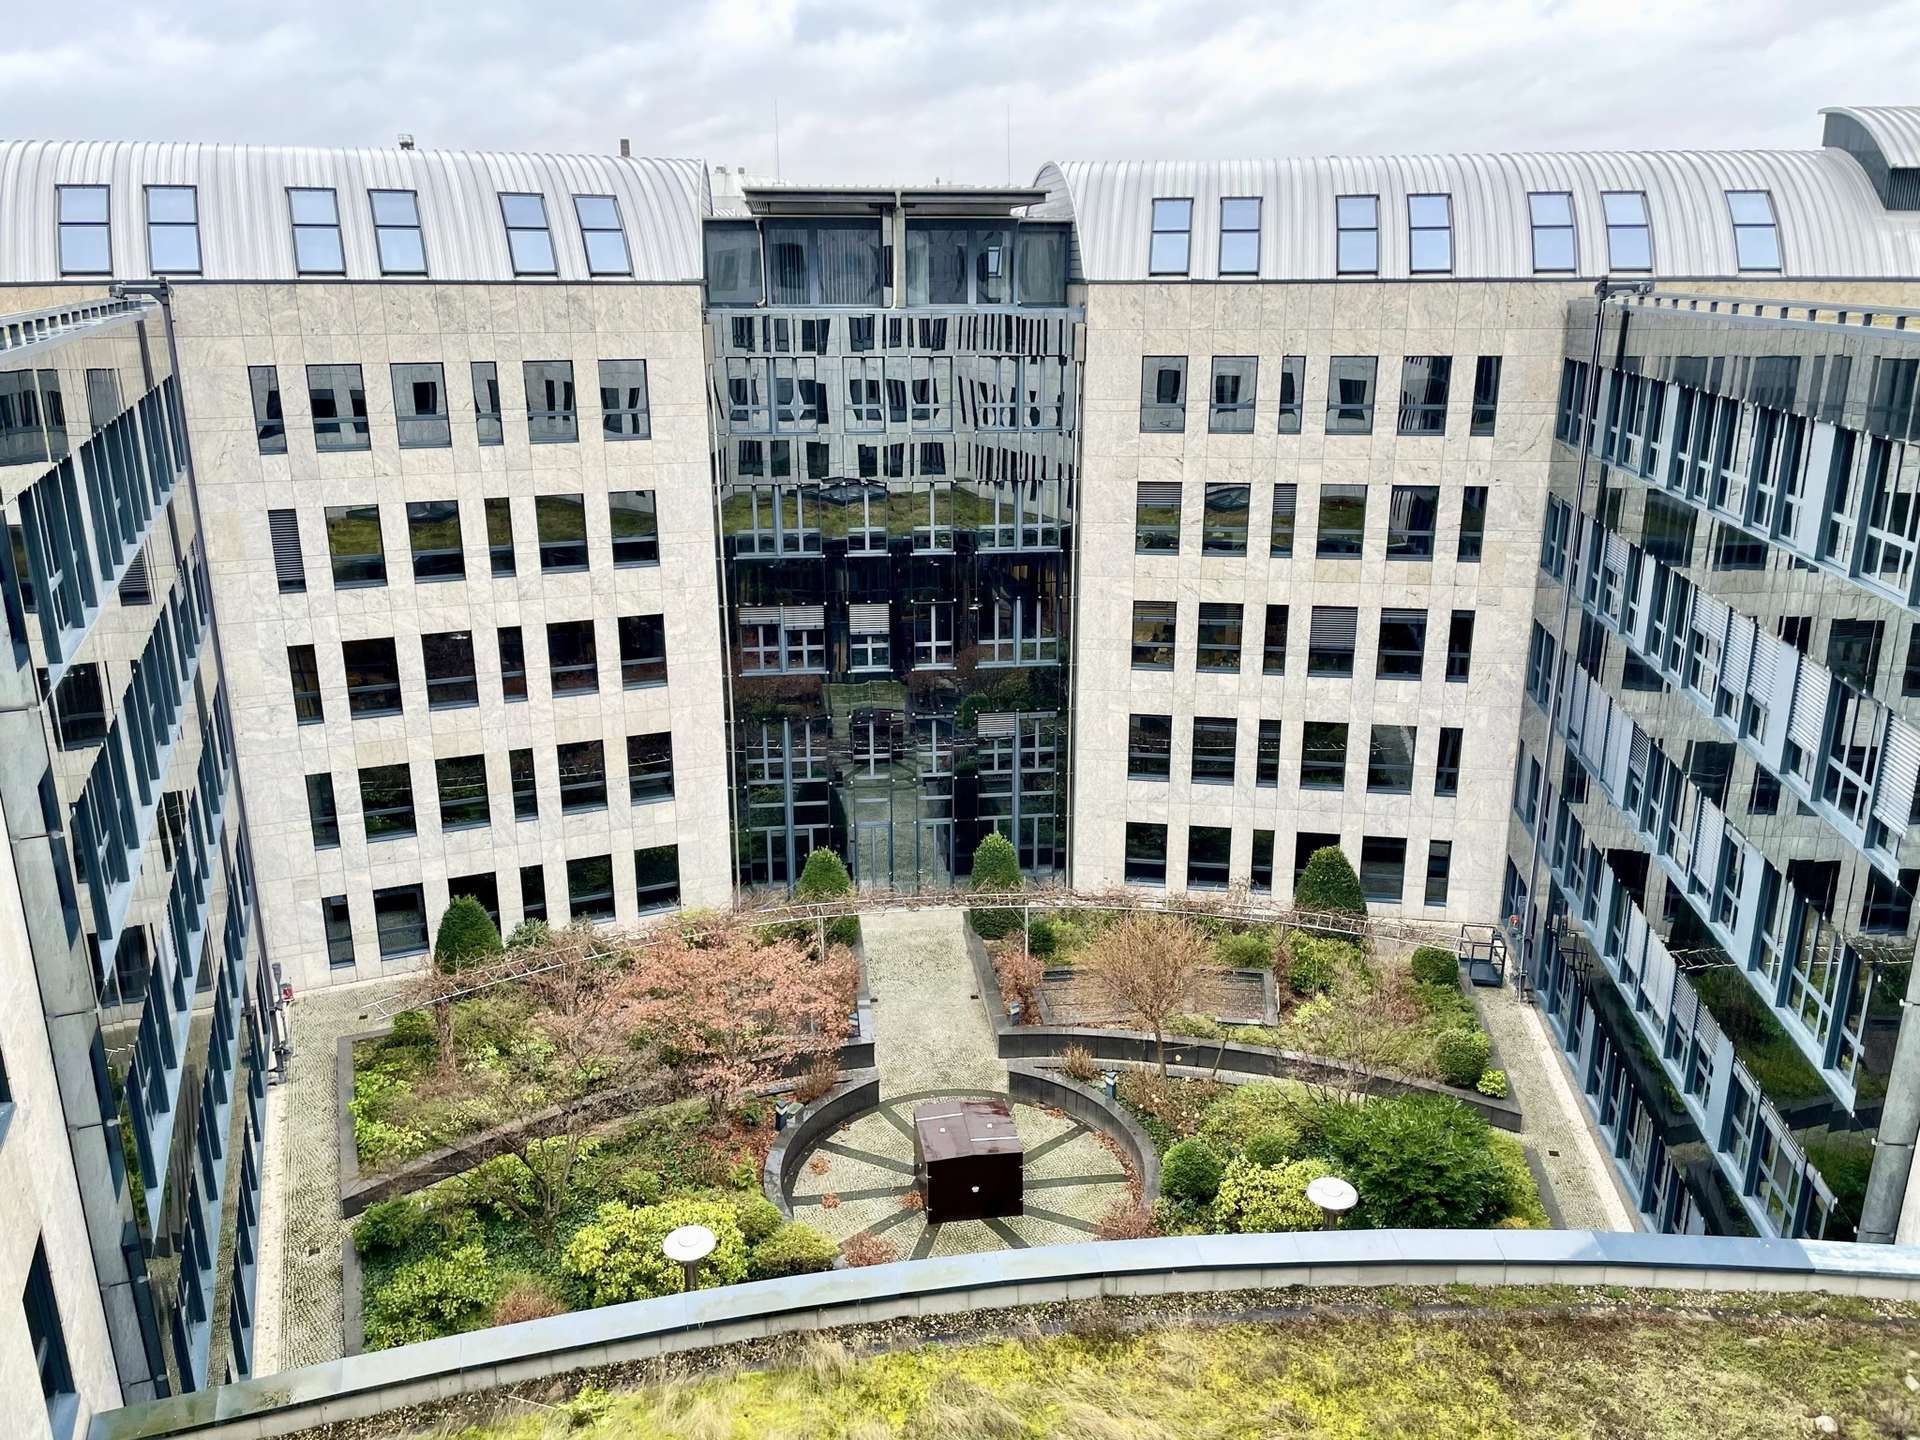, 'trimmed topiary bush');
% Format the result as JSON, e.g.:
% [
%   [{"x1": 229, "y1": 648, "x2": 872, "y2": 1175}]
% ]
[
  {"x1": 1215, "y1": 930, "x2": 1275, "y2": 969},
  {"x1": 1409, "y1": 945, "x2": 1461, "y2": 987},
  {"x1": 750, "y1": 1223, "x2": 839, "y2": 1280},
  {"x1": 968, "y1": 832, "x2": 1023, "y2": 938},
  {"x1": 1294, "y1": 846, "x2": 1366, "y2": 922},
  {"x1": 354, "y1": 1197, "x2": 429, "y2": 1258},
  {"x1": 794, "y1": 848, "x2": 859, "y2": 947},
  {"x1": 561, "y1": 1198, "x2": 749, "y2": 1306},
  {"x1": 435, "y1": 895, "x2": 503, "y2": 975},
  {"x1": 1212, "y1": 1157, "x2": 1338, "y2": 1234},
  {"x1": 1434, "y1": 1027, "x2": 1492, "y2": 1088},
  {"x1": 364, "y1": 1242, "x2": 496, "y2": 1349},
  {"x1": 1312, "y1": 1092, "x2": 1508, "y2": 1228},
  {"x1": 1027, "y1": 916, "x2": 1059, "y2": 959},
  {"x1": 1197, "y1": 1082, "x2": 1302, "y2": 1159},
  {"x1": 1488, "y1": 1131, "x2": 1549, "y2": 1229},
  {"x1": 1161, "y1": 1138, "x2": 1227, "y2": 1206},
  {"x1": 729, "y1": 1190, "x2": 784, "y2": 1245},
  {"x1": 1241, "y1": 1128, "x2": 1295, "y2": 1168}
]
